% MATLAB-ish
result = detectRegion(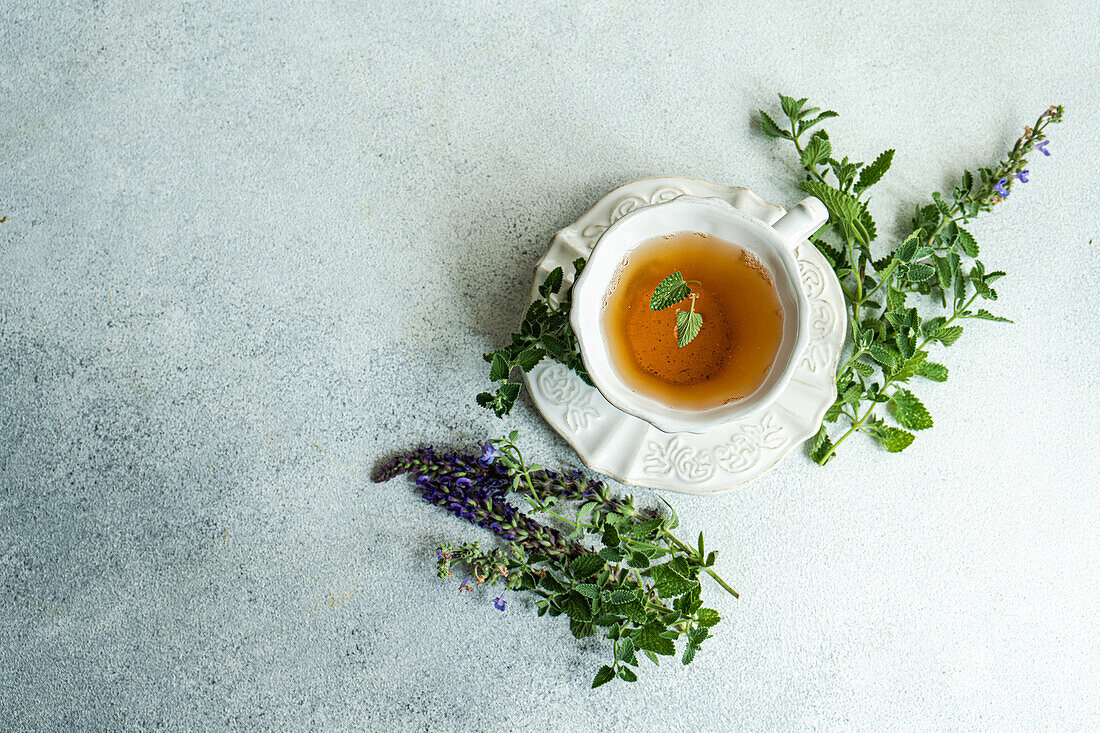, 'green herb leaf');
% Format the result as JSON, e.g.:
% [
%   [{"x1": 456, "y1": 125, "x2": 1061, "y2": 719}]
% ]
[
  {"x1": 956, "y1": 227, "x2": 979, "y2": 257},
  {"x1": 676, "y1": 309, "x2": 703, "y2": 347},
  {"x1": 809, "y1": 424, "x2": 835, "y2": 465},
  {"x1": 871, "y1": 424, "x2": 916, "y2": 452},
  {"x1": 800, "y1": 130, "x2": 832, "y2": 169},
  {"x1": 933, "y1": 325, "x2": 964, "y2": 346},
  {"x1": 681, "y1": 642, "x2": 698, "y2": 665},
  {"x1": 696, "y1": 608, "x2": 721, "y2": 627},
  {"x1": 575, "y1": 583, "x2": 599, "y2": 599},
  {"x1": 855, "y1": 149, "x2": 895, "y2": 193},
  {"x1": 570, "y1": 555, "x2": 605, "y2": 579},
  {"x1": 538, "y1": 266, "x2": 564, "y2": 298},
  {"x1": 633, "y1": 623, "x2": 676, "y2": 656},
  {"x1": 489, "y1": 353, "x2": 510, "y2": 382},
  {"x1": 970, "y1": 309, "x2": 1013, "y2": 323},
  {"x1": 592, "y1": 665, "x2": 616, "y2": 688},
  {"x1": 917, "y1": 361, "x2": 949, "y2": 382},
  {"x1": 890, "y1": 389, "x2": 933, "y2": 430},
  {"x1": 618, "y1": 666, "x2": 638, "y2": 682},
  {"x1": 514, "y1": 346, "x2": 545, "y2": 372},
  {"x1": 650, "y1": 272, "x2": 692, "y2": 310},
  {"x1": 607, "y1": 590, "x2": 637, "y2": 605},
  {"x1": 759, "y1": 110, "x2": 791, "y2": 139}
]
